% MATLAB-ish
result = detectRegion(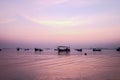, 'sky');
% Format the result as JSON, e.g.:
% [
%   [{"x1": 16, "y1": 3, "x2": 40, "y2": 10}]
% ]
[{"x1": 0, "y1": 0, "x2": 120, "y2": 48}]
